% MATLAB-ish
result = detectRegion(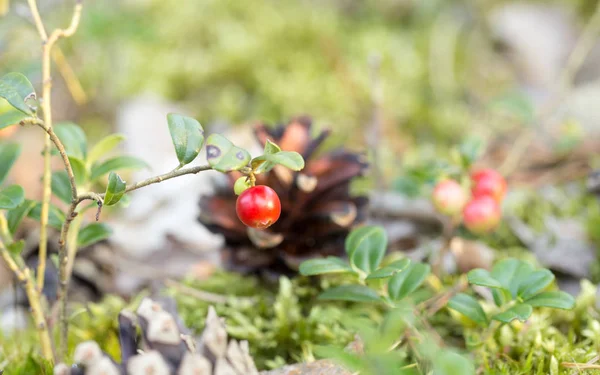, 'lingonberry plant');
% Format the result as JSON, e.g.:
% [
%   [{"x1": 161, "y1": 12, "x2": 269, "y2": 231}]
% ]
[
  {"x1": 0, "y1": 2, "x2": 304, "y2": 363},
  {"x1": 447, "y1": 258, "x2": 575, "y2": 348}
]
